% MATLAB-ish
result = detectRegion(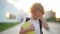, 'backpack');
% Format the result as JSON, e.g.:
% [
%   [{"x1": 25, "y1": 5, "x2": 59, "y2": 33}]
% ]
[{"x1": 26, "y1": 17, "x2": 43, "y2": 34}]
